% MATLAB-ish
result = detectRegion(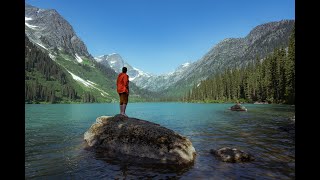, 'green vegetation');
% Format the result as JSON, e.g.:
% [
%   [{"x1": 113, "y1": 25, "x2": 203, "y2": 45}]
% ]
[
  {"x1": 25, "y1": 35, "x2": 80, "y2": 103},
  {"x1": 55, "y1": 53, "x2": 119, "y2": 102},
  {"x1": 25, "y1": 34, "x2": 157, "y2": 104},
  {"x1": 25, "y1": 34, "x2": 117, "y2": 103},
  {"x1": 183, "y1": 25, "x2": 295, "y2": 104}
]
